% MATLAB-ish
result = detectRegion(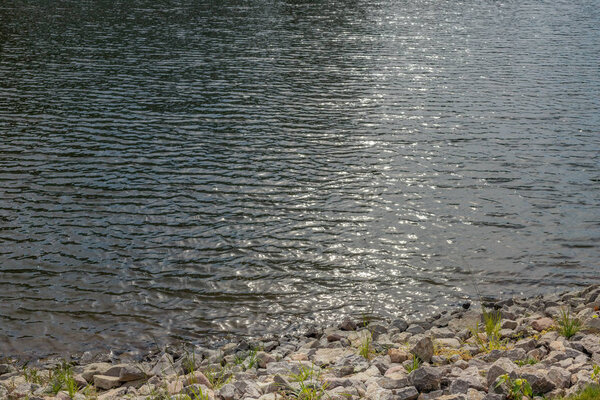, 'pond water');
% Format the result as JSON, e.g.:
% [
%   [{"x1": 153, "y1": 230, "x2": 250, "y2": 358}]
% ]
[{"x1": 0, "y1": 0, "x2": 599, "y2": 357}]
